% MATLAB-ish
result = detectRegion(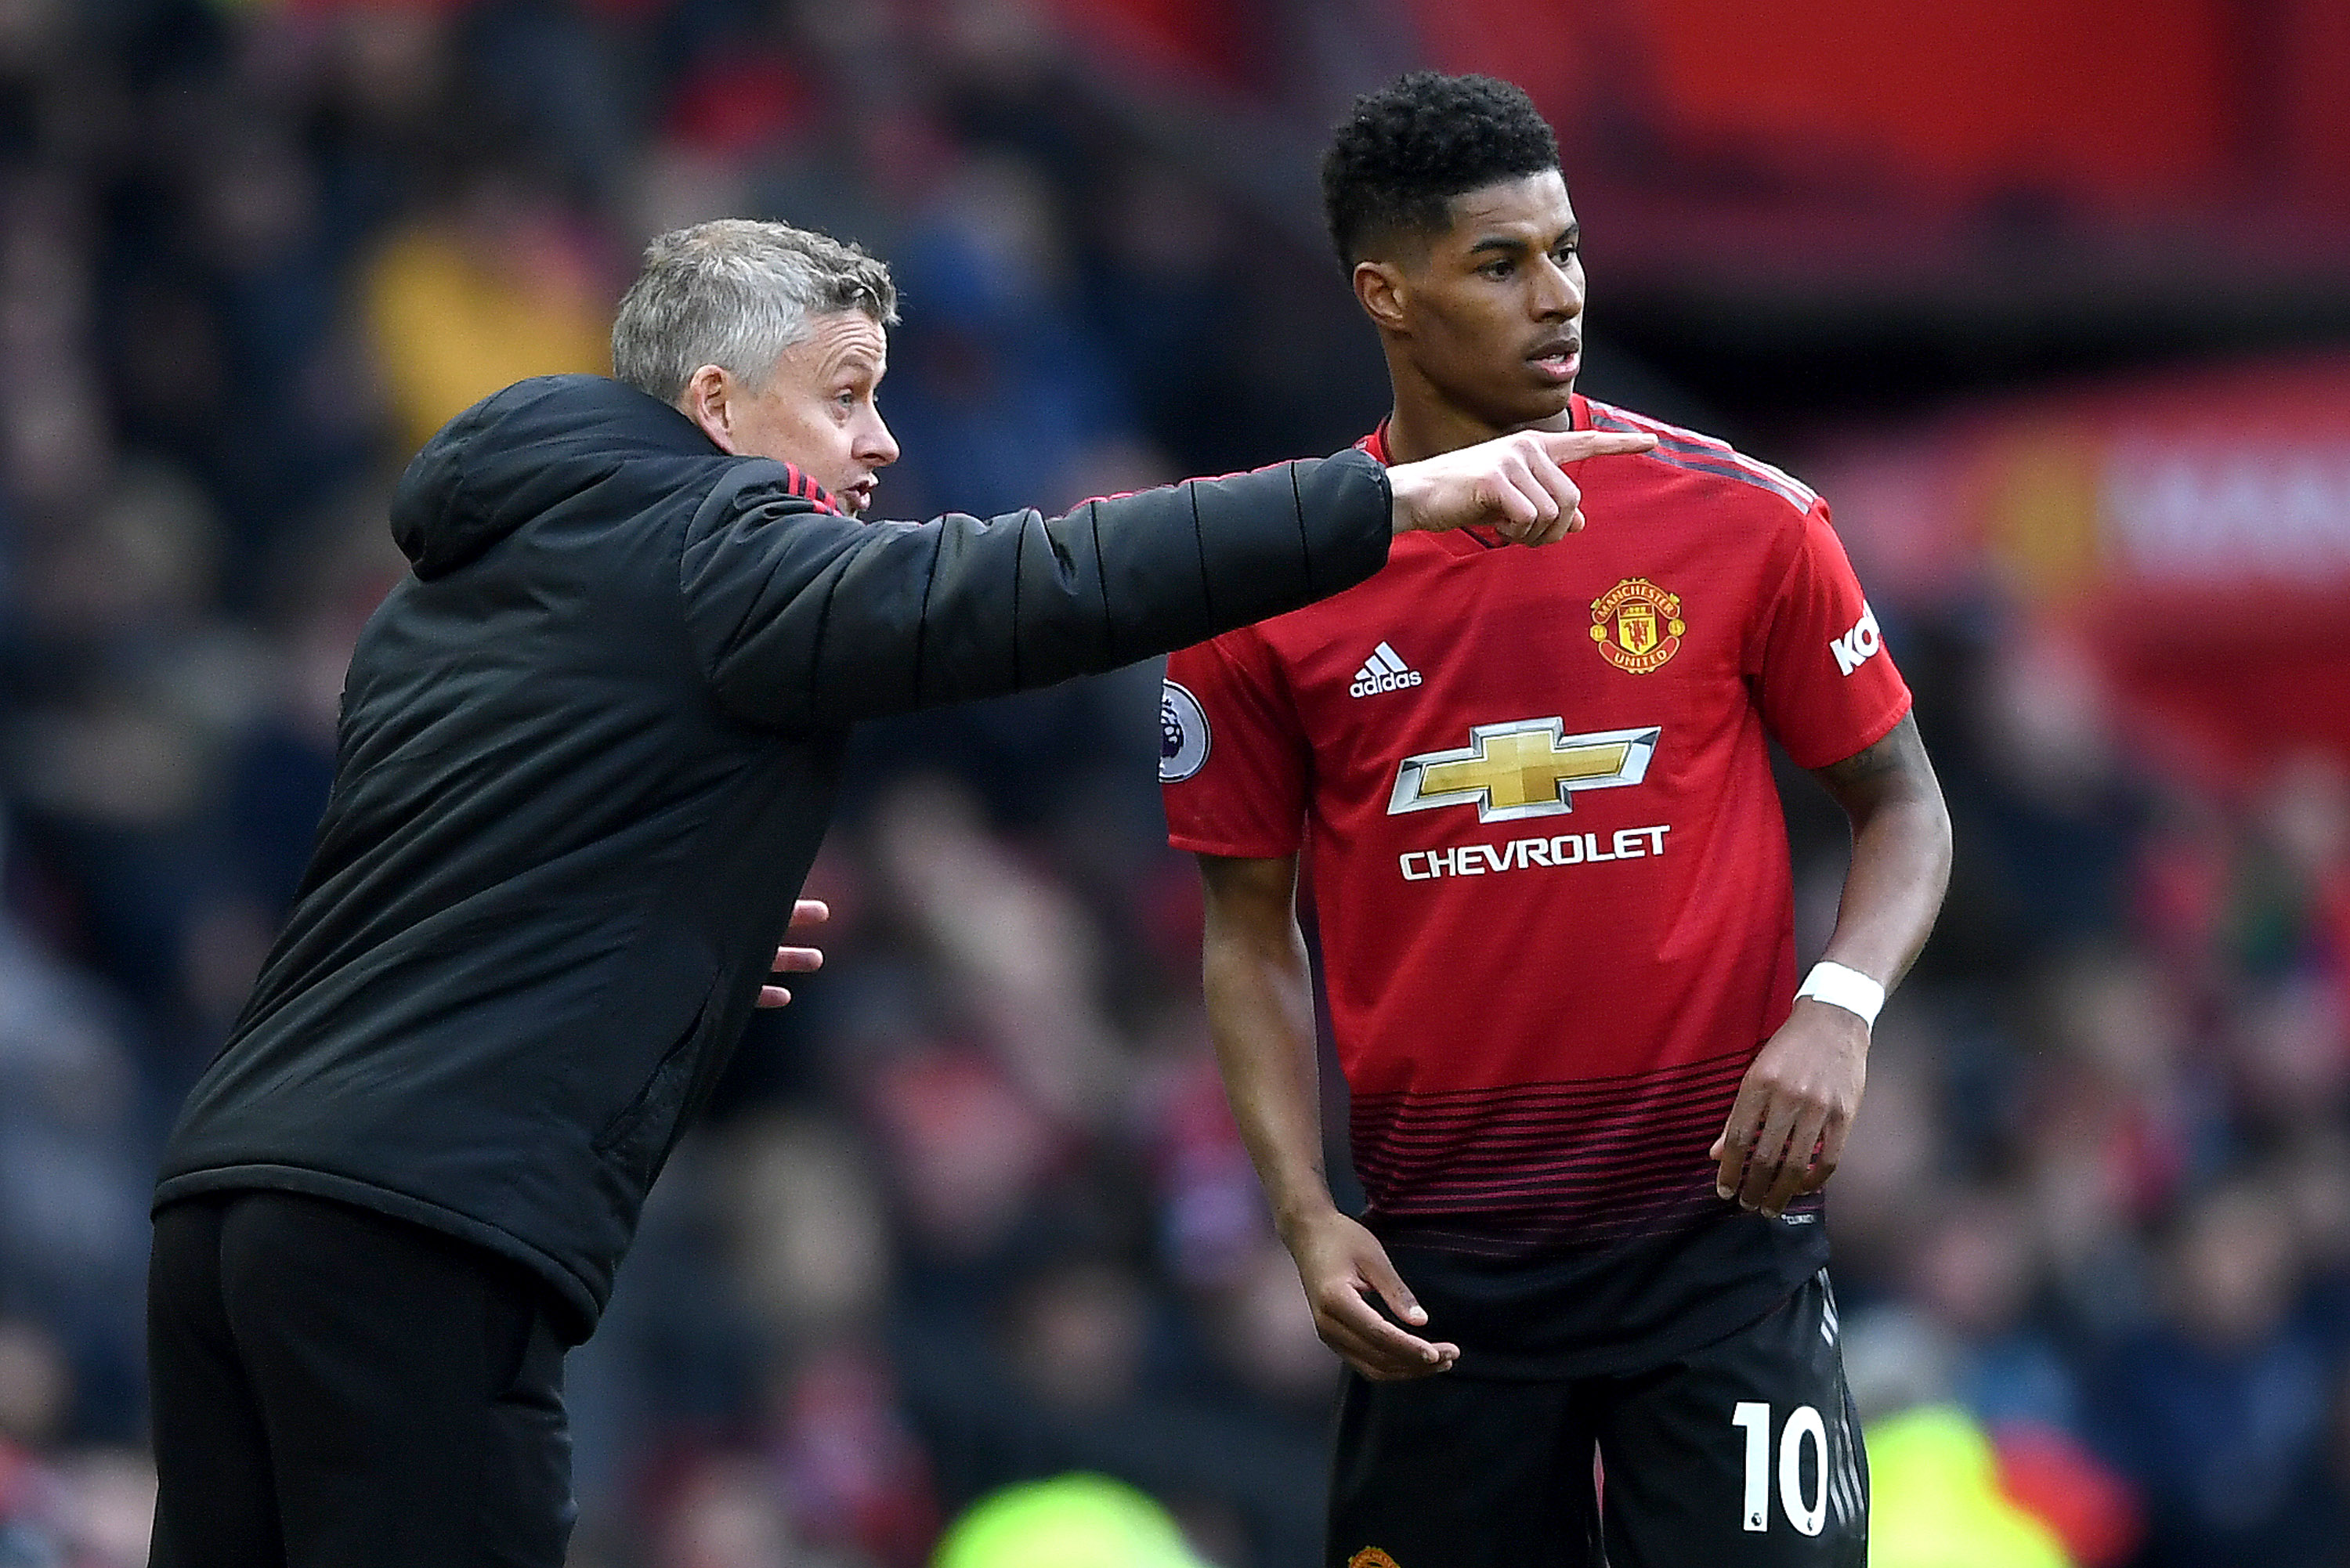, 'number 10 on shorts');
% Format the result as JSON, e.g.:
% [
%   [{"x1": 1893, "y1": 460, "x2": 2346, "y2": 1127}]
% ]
[{"x1": 1732, "y1": 1401, "x2": 1828, "y2": 1536}]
